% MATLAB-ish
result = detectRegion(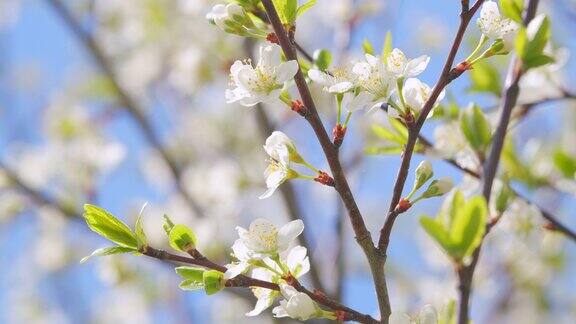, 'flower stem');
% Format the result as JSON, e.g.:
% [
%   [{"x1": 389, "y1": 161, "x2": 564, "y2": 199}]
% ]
[
  {"x1": 343, "y1": 111, "x2": 353, "y2": 127},
  {"x1": 465, "y1": 34, "x2": 488, "y2": 62},
  {"x1": 336, "y1": 93, "x2": 343, "y2": 125}
]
